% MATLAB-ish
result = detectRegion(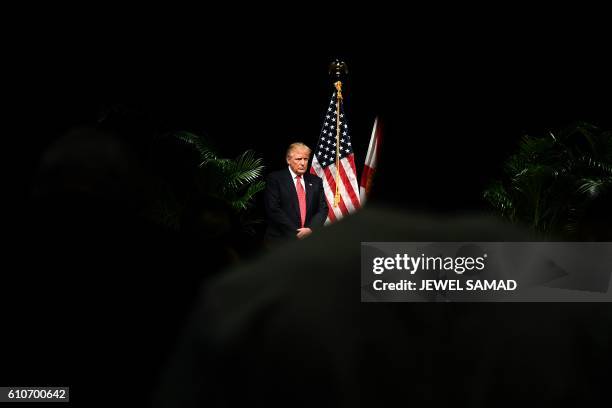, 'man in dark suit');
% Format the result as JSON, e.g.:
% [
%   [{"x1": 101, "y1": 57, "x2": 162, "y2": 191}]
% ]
[{"x1": 264, "y1": 142, "x2": 328, "y2": 242}]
